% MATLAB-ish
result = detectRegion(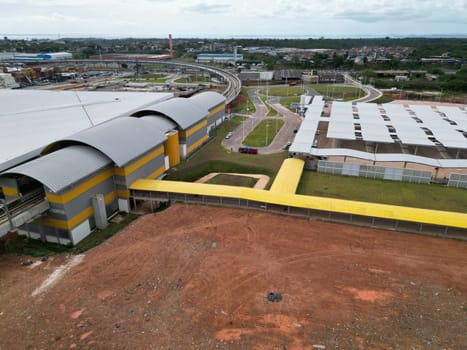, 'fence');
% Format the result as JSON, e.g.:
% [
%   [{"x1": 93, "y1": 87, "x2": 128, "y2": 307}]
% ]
[{"x1": 317, "y1": 161, "x2": 432, "y2": 184}]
